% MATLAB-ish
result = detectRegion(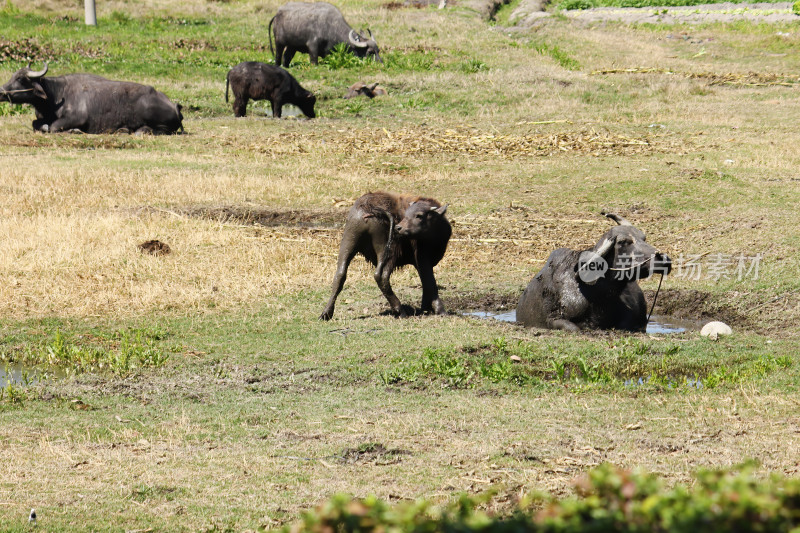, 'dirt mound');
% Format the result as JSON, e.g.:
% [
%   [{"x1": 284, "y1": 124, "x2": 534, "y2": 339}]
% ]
[
  {"x1": 138, "y1": 240, "x2": 172, "y2": 256},
  {"x1": 646, "y1": 288, "x2": 750, "y2": 329}
]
